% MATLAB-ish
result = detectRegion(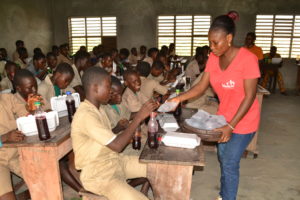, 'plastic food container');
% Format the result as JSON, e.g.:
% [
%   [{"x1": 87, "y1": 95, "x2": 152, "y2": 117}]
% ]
[
  {"x1": 162, "y1": 132, "x2": 201, "y2": 149},
  {"x1": 158, "y1": 114, "x2": 179, "y2": 132},
  {"x1": 50, "y1": 93, "x2": 80, "y2": 118}
]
